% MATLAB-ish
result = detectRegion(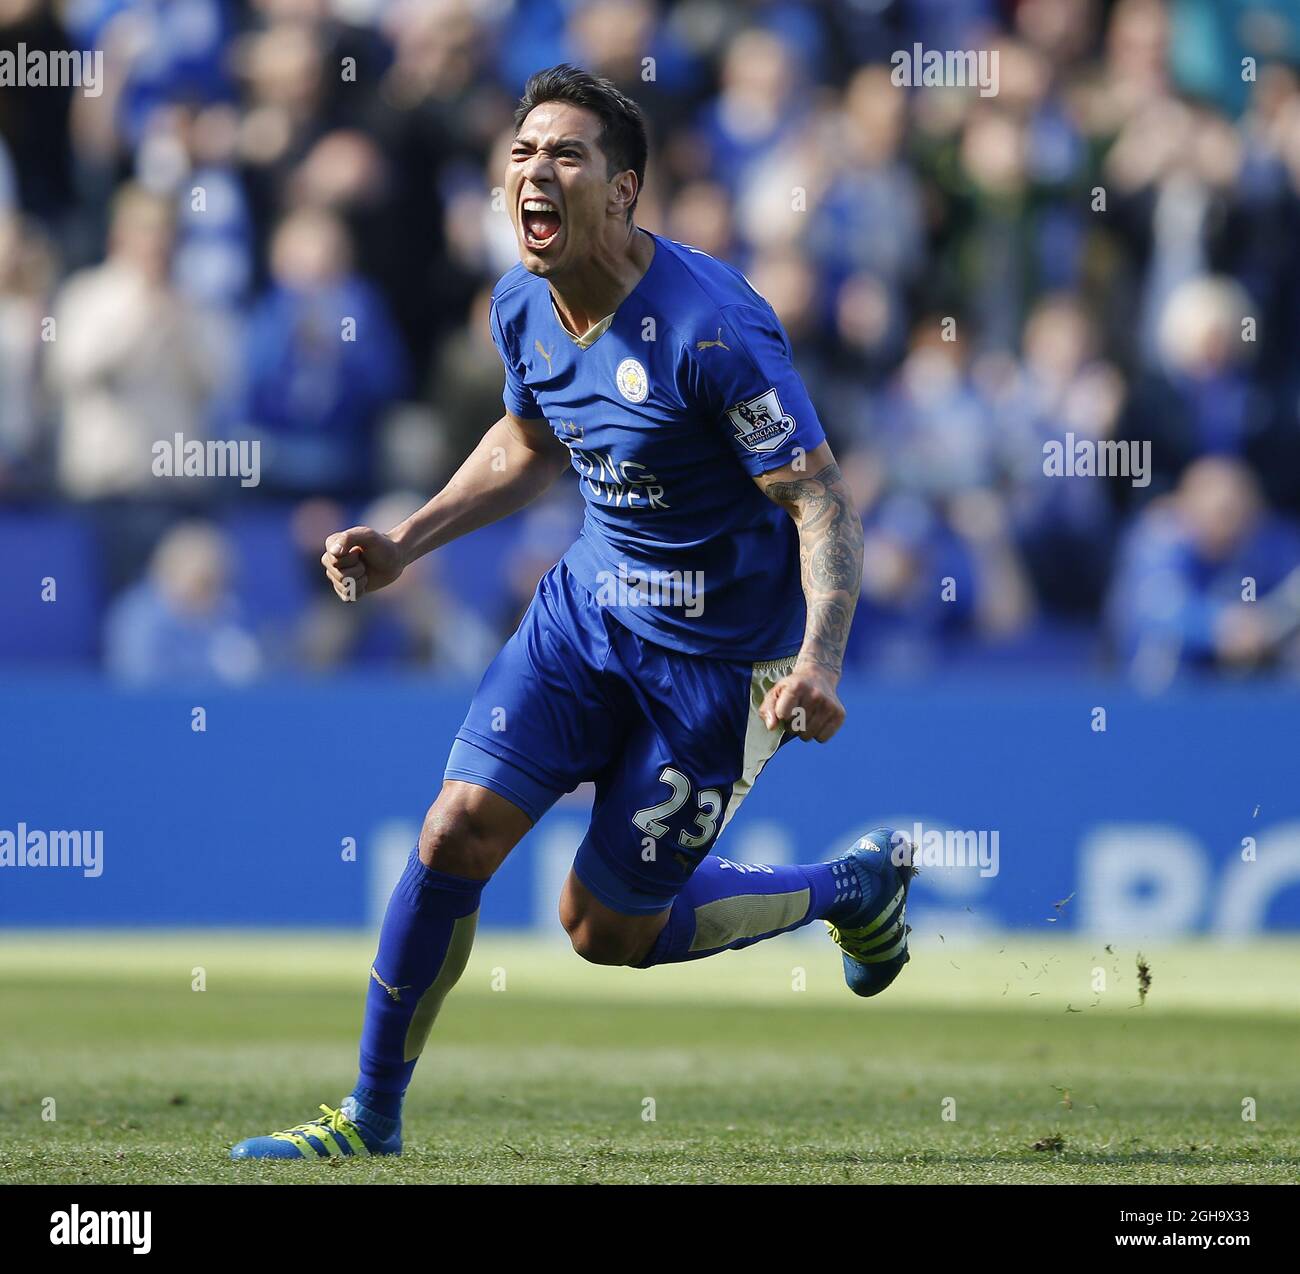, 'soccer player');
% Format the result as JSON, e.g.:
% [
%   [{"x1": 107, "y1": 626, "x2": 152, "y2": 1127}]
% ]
[{"x1": 231, "y1": 65, "x2": 915, "y2": 1161}]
